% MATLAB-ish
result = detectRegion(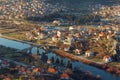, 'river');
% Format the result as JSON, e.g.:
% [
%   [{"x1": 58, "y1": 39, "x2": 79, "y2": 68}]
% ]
[{"x1": 0, "y1": 37, "x2": 120, "y2": 80}]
